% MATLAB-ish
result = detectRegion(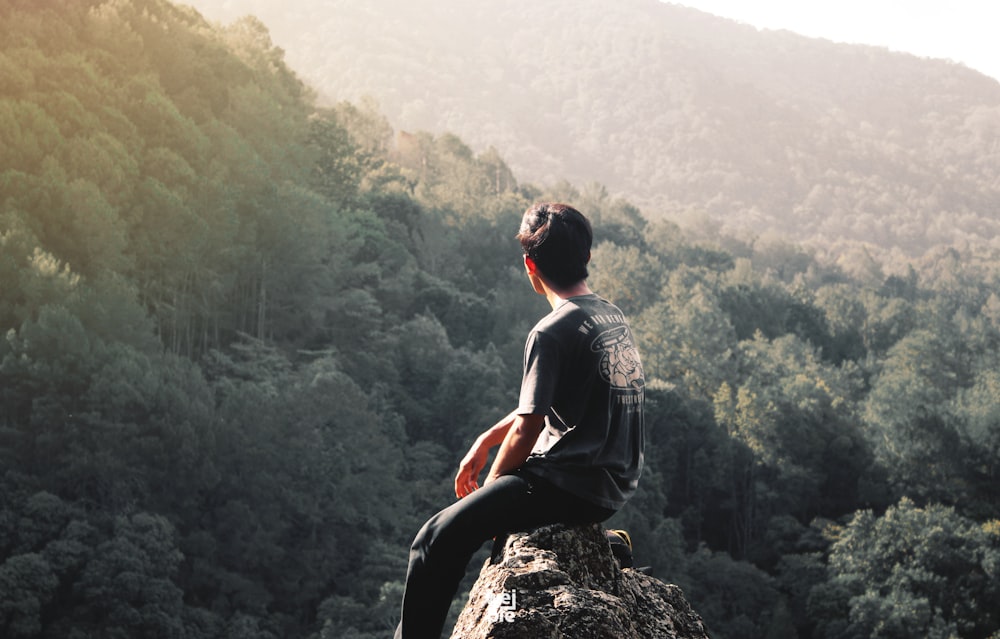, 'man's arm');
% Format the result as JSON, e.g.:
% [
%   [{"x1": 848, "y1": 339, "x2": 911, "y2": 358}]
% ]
[
  {"x1": 454, "y1": 411, "x2": 545, "y2": 498},
  {"x1": 454, "y1": 410, "x2": 517, "y2": 498},
  {"x1": 484, "y1": 413, "x2": 545, "y2": 485}
]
